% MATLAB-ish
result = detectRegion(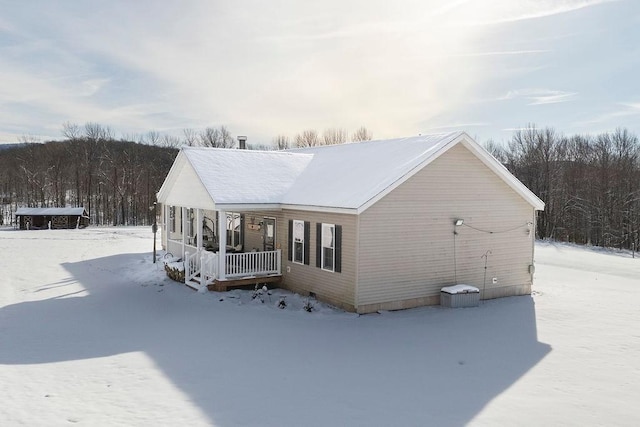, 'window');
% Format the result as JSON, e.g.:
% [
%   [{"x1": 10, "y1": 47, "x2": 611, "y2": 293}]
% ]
[
  {"x1": 293, "y1": 220, "x2": 305, "y2": 264},
  {"x1": 187, "y1": 208, "x2": 195, "y2": 245},
  {"x1": 288, "y1": 219, "x2": 310, "y2": 265},
  {"x1": 226, "y1": 212, "x2": 243, "y2": 248},
  {"x1": 169, "y1": 206, "x2": 176, "y2": 233},
  {"x1": 316, "y1": 223, "x2": 342, "y2": 273},
  {"x1": 321, "y1": 223, "x2": 335, "y2": 271}
]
